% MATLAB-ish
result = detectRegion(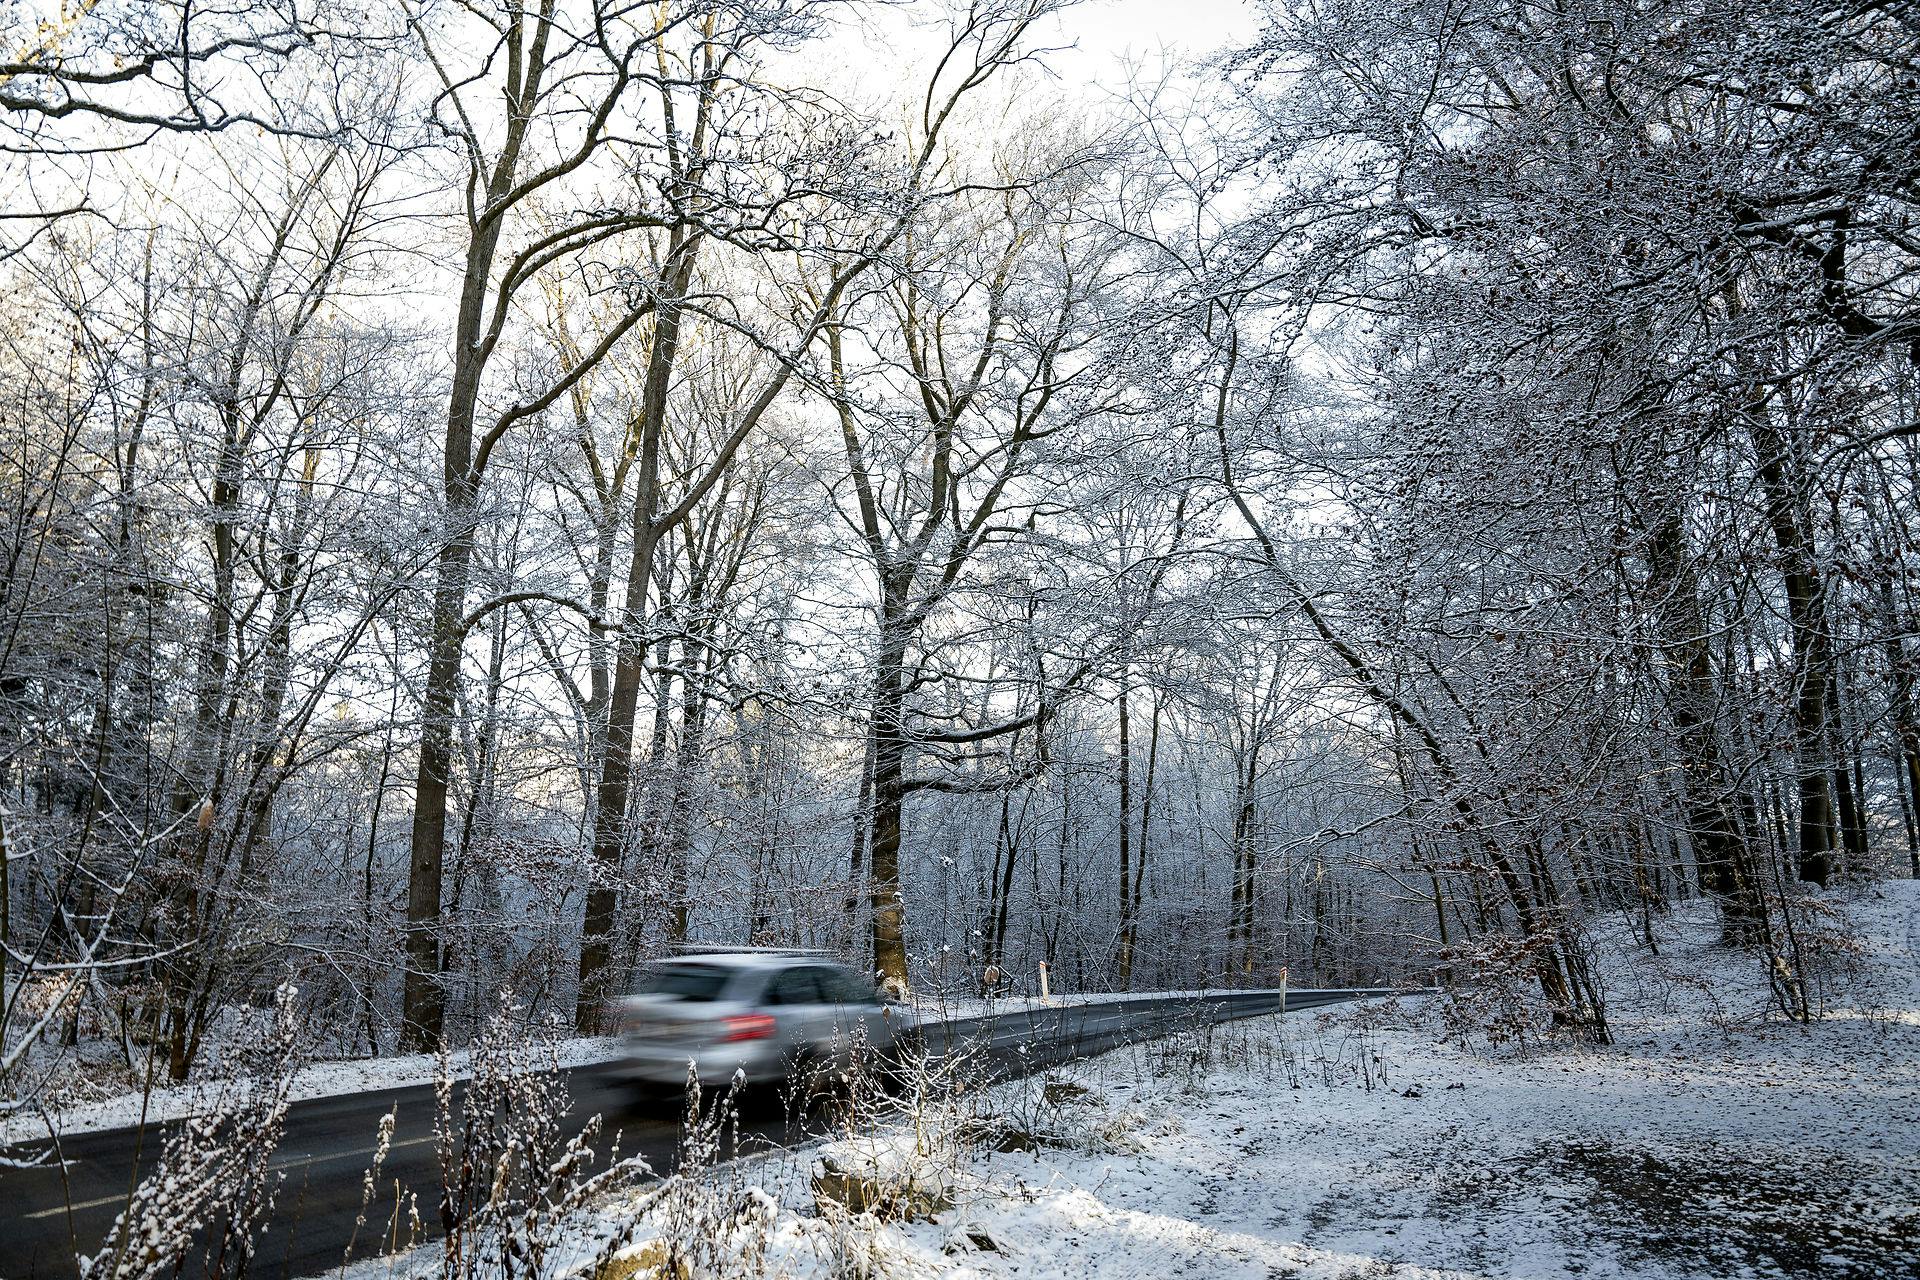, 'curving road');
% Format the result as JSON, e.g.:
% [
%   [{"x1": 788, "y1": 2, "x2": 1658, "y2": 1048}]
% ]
[{"x1": 0, "y1": 987, "x2": 1391, "y2": 1280}]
